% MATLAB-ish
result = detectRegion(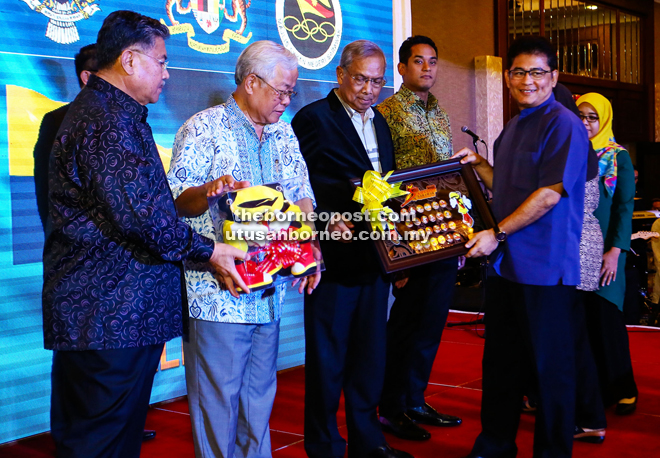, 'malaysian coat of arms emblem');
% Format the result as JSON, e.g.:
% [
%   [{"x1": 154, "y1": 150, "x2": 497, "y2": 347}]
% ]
[
  {"x1": 192, "y1": 0, "x2": 223, "y2": 35},
  {"x1": 20, "y1": 0, "x2": 100, "y2": 45},
  {"x1": 164, "y1": 0, "x2": 252, "y2": 54}
]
